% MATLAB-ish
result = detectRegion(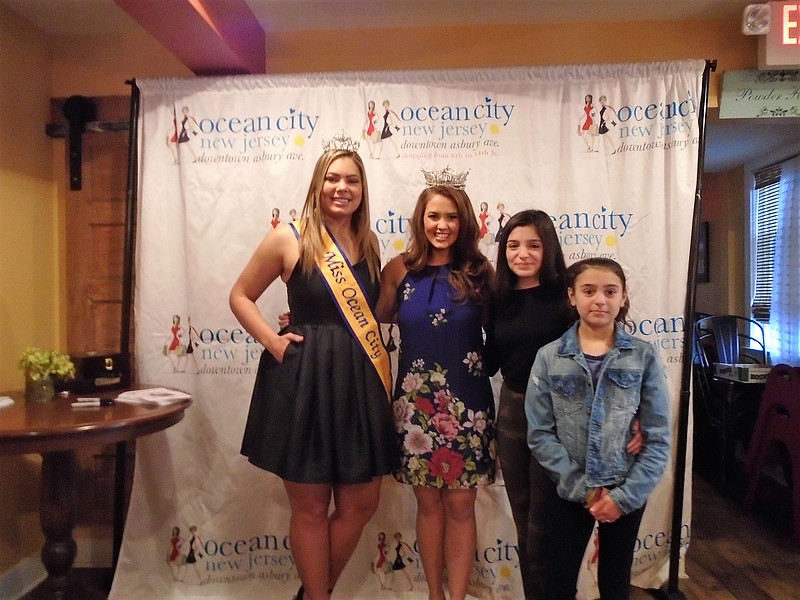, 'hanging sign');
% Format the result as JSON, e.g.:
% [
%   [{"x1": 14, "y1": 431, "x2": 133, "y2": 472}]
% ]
[{"x1": 719, "y1": 69, "x2": 800, "y2": 118}]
